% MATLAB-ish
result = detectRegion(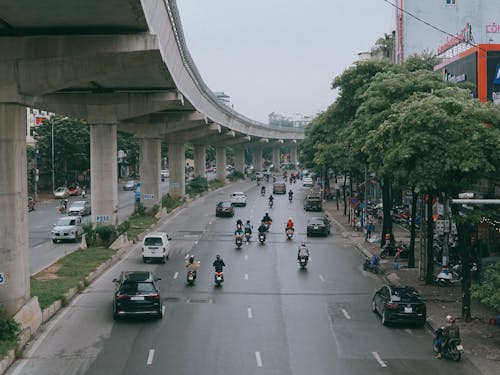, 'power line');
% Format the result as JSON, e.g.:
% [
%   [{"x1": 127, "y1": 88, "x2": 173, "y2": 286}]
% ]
[{"x1": 381, "y1": 0, "x2": 489, "y2": 54}]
